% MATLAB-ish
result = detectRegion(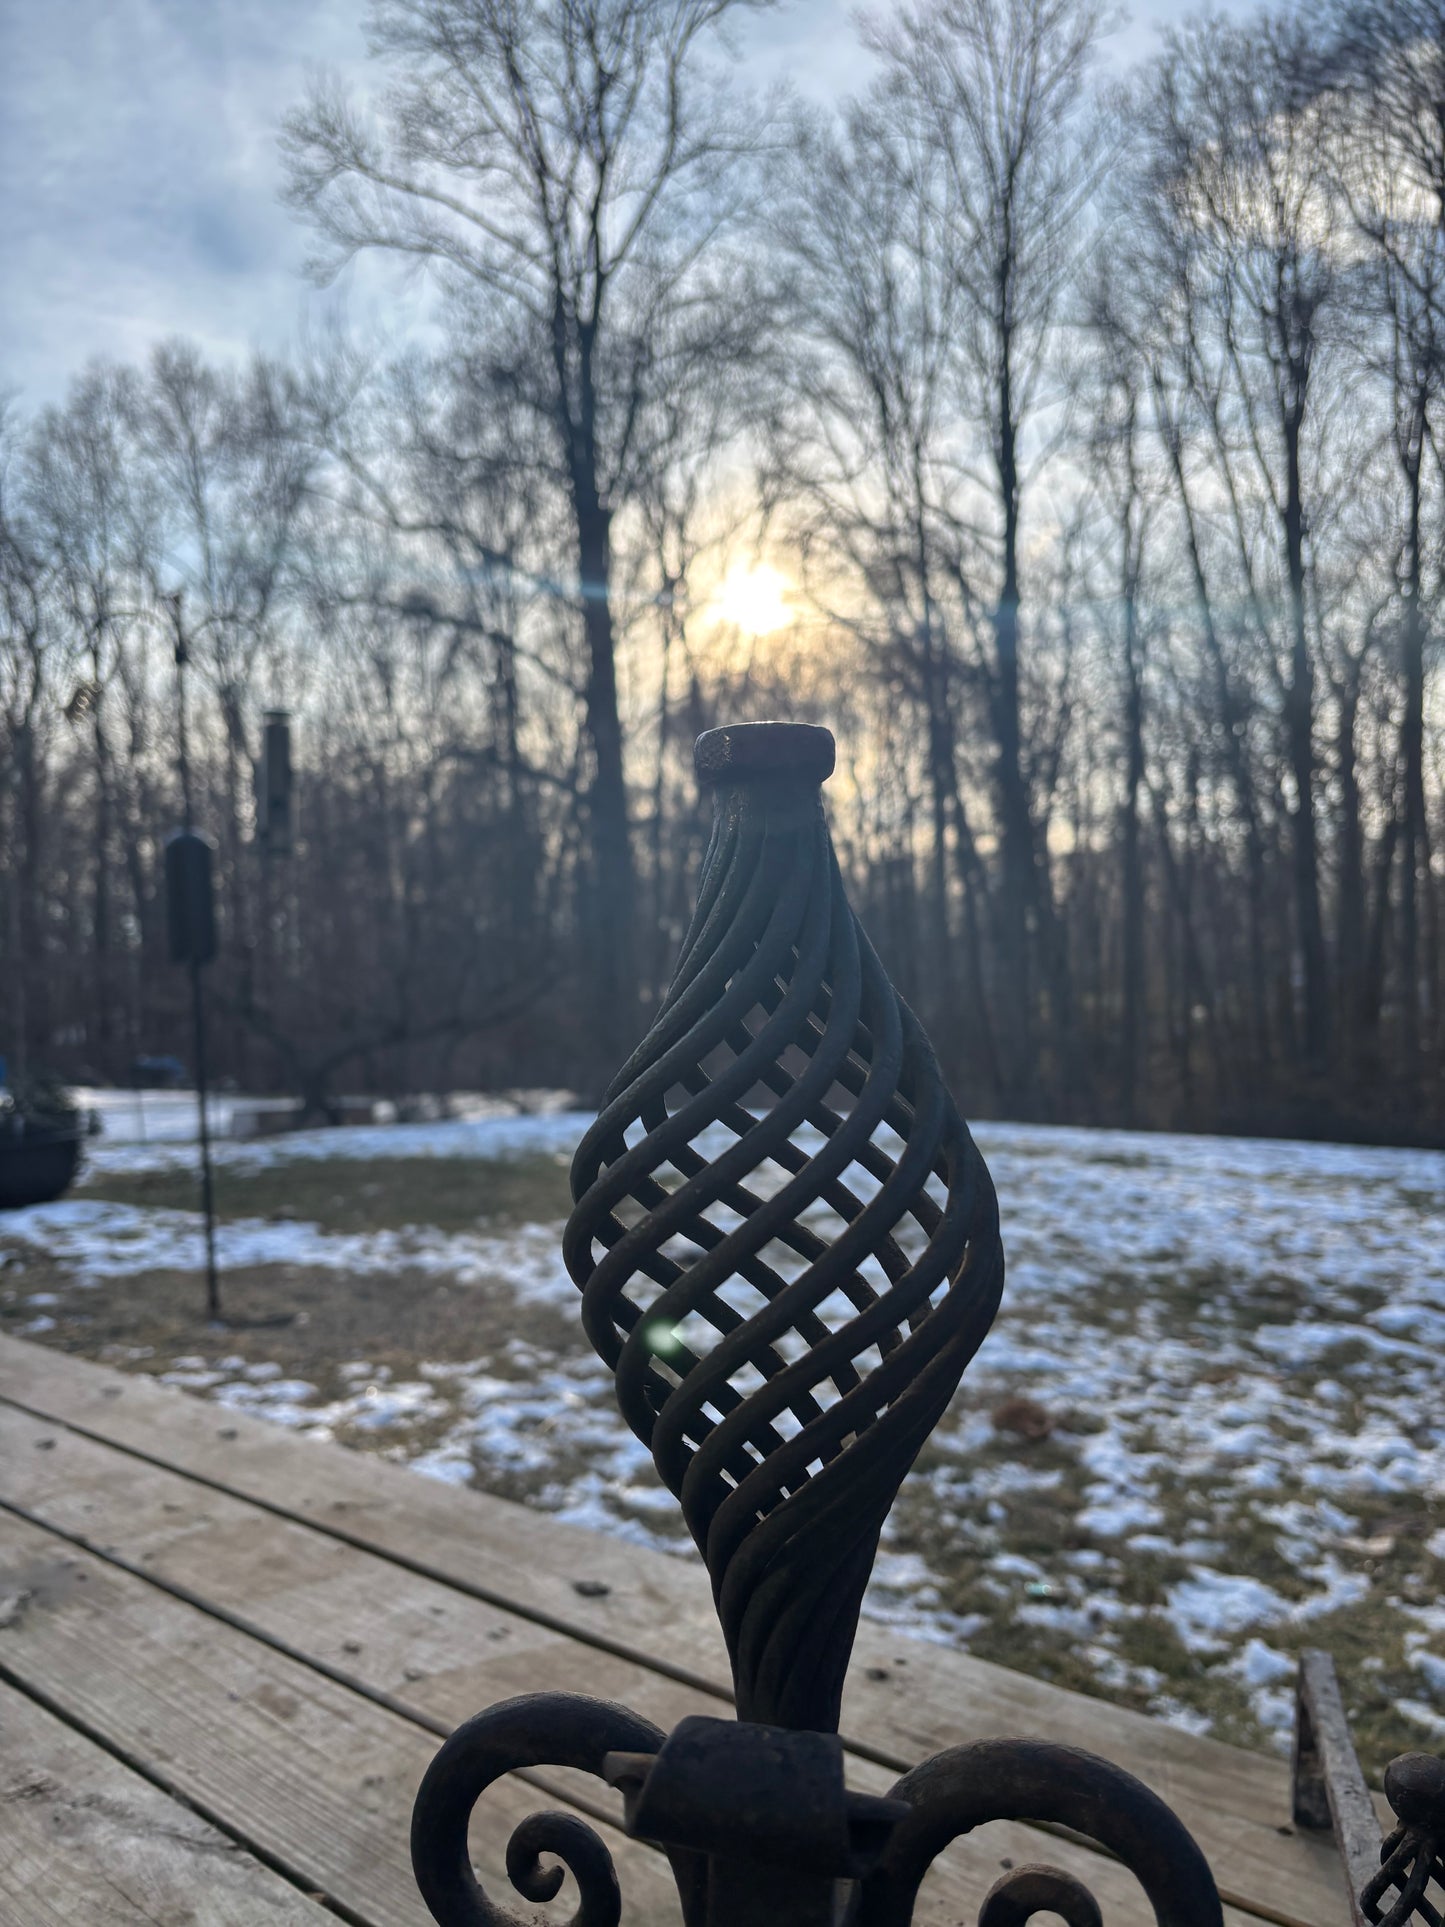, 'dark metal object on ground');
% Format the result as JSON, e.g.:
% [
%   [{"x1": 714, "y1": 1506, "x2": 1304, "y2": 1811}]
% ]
[
  {"x1": 1295, "y1": 1650, "x2": 1445, "y2": 1926},
  {"x1": 0, "y1": 1072, "x2": 84, "y2": 1209},
  {"x1": 408, "y1": 721, "x2": 1233, "y2": 1924},
  {"x1": 0, "y1": 1121, "x2": 81, "y2": 1209}
]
